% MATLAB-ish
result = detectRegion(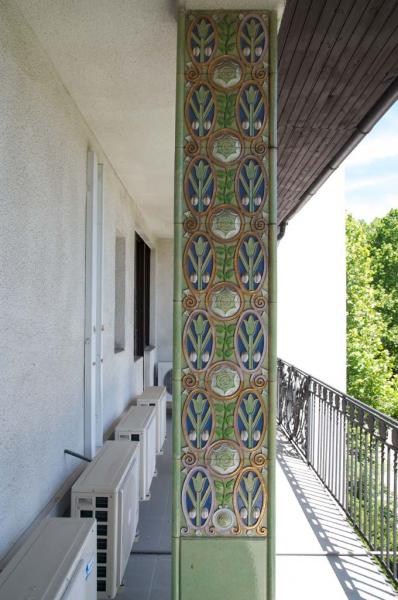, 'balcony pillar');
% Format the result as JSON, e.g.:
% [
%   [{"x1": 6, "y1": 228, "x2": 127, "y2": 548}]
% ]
[{"x1": 173, "y1": 6, "x2": 278, "y2": 598}]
